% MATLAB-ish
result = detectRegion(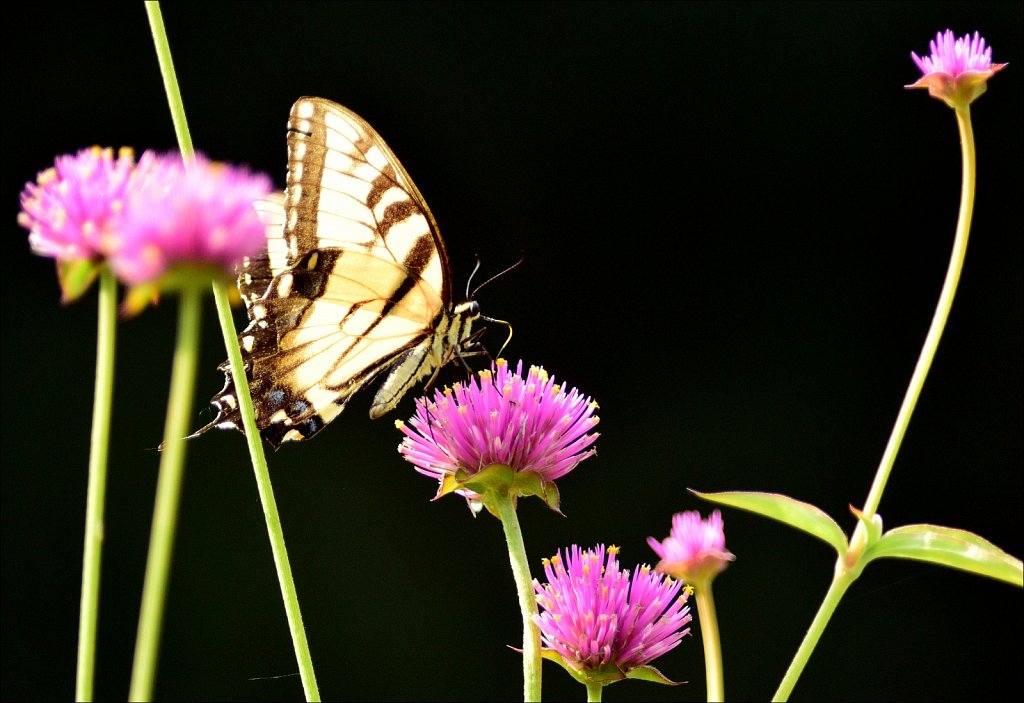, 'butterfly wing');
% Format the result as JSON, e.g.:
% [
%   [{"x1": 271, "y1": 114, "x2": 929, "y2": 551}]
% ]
[
  {"x1": 206, "y1": 97, "x2": 478, "y2": 447},
  {"x1": 236, "y1": 193, "x2": 288, "y2": 308}
]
